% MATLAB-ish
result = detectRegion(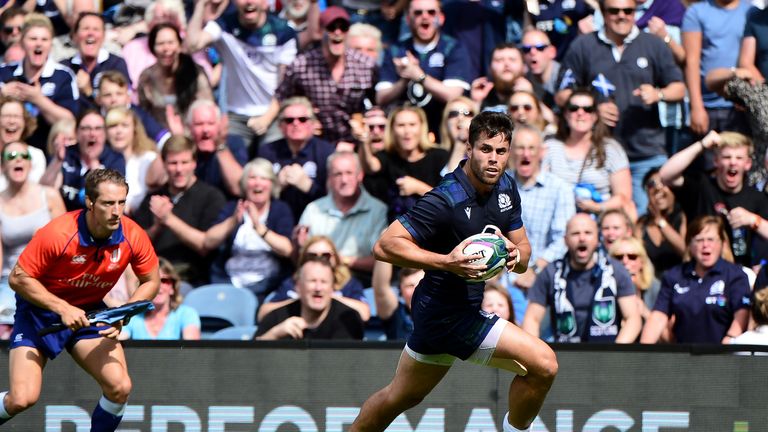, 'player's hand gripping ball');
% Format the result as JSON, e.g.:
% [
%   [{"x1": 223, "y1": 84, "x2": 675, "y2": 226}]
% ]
[{"x1": 462, "y1": 232, "x2": 509, "y2": 282}]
